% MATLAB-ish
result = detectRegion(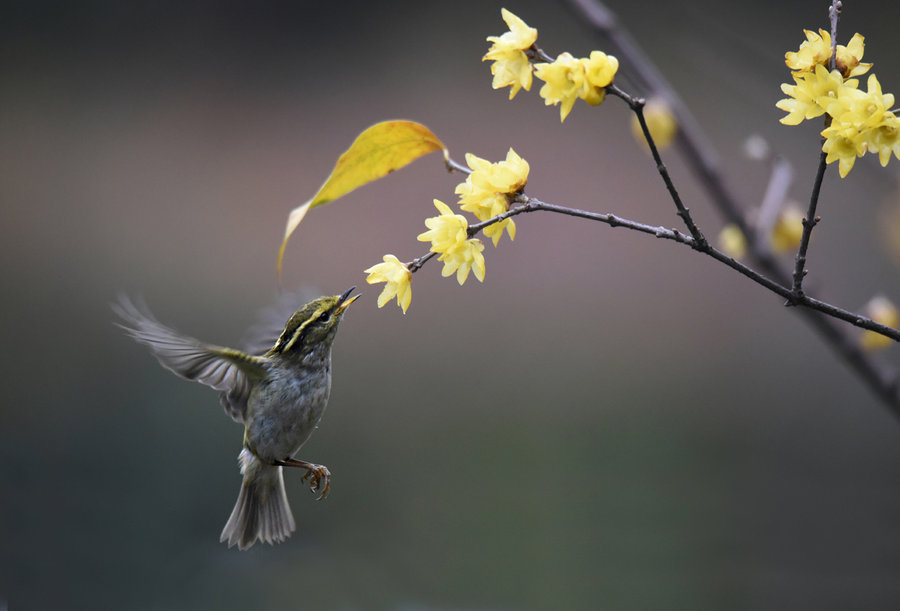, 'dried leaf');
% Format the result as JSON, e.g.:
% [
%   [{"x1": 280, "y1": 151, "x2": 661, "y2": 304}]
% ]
[{"x1": 277, "y1": 120, "x2": 447, "y2": 278}]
